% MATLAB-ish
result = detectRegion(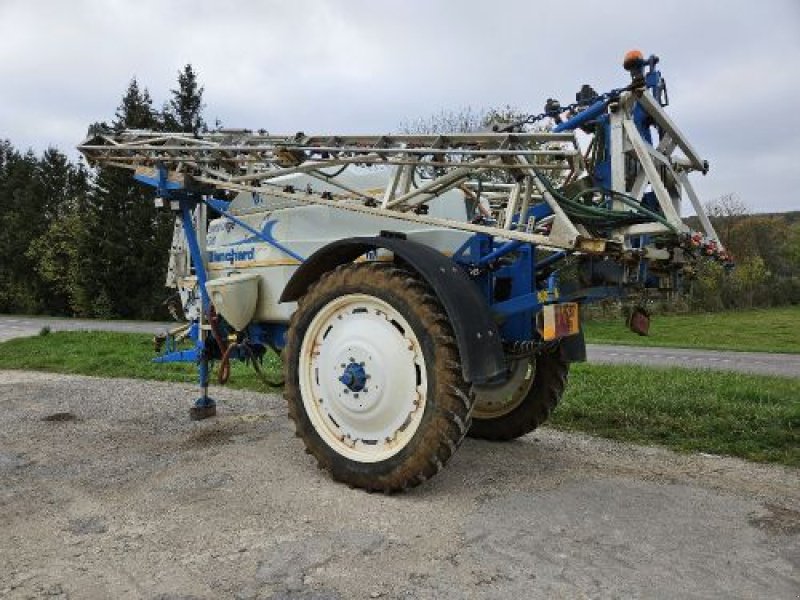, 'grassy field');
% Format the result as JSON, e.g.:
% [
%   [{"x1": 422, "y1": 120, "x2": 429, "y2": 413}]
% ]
[
  {"x1": 0, "y1": 331, "x2": 797, "y2": 467},
  {"x1": 583, "y1": 305, "x2": 800, "y2": 353},
  {"x1": 0, "y1": 331, "x2": 282, "y2": 391},
  {"x1": 557, "y1": 364, "x2": 798, "y2": 466}
]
